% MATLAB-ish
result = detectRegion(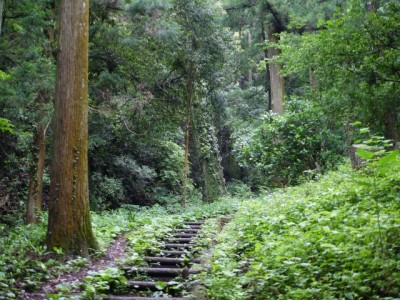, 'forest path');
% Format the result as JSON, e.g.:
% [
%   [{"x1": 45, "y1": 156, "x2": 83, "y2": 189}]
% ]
[
  {"x1": 24, "y1": 220, "x2": 210, "y2": 299},
  {"x1": 103, "y1": 220, "x2": 206, "y2": 300},
  {"x1": 24, "y1": 235, "x2": 129, "y2": 299}
]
